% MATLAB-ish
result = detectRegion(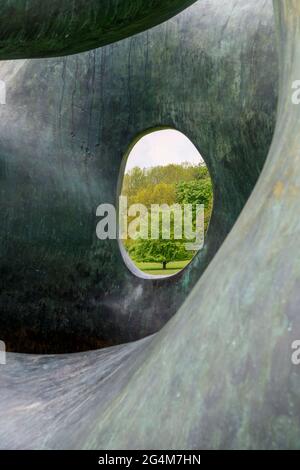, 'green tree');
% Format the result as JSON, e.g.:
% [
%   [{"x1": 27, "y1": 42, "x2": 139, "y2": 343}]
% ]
[
  {"x1": 176, "y1": 171, "x2": 213, "y2": 233},
  {"x1": 122, "y1": 163, "x2": 205, "y2": 204},
  {"x1": 122, "y1": 162, "x2": 213, "y2": 271},
  {"x1": 130, "y1": 238, "x2": 190, "y2": 270},
  {"x1": 132, "y1": 182, "x2": 176, "y2": 207},
  {"x1": 145, "y1": 162, "x2": 200, "y2": 186},
  {"x1": 129, "y1": 211, "x2": 192, "y2": 270},
  {"x1": 122, "y1": 166, "x2": 147, "y2": 201}
]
